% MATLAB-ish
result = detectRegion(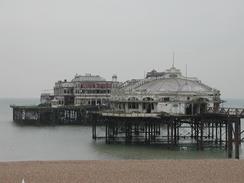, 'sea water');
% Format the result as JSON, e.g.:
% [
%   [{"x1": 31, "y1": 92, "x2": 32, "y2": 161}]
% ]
[{"x1": 0, "y1": 98, "x2": 243, "y2": 161}]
